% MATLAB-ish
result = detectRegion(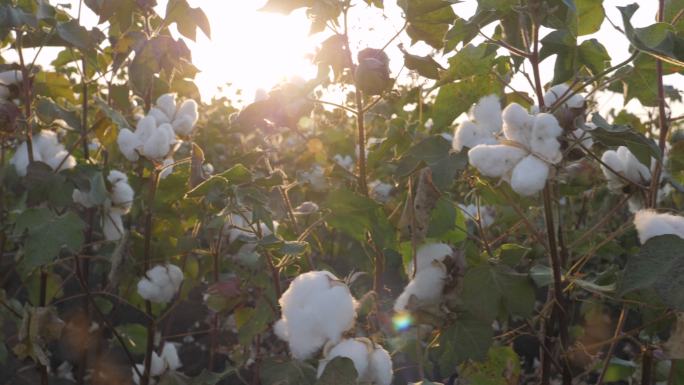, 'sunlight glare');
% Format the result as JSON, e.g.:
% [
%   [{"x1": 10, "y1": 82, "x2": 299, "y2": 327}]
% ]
[{"x1": 392, "y1": 312, "x2": 413, "y2": 332}]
